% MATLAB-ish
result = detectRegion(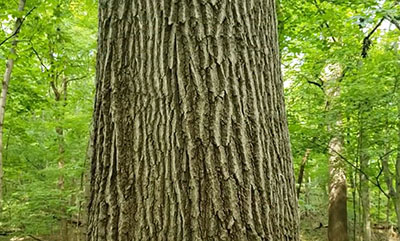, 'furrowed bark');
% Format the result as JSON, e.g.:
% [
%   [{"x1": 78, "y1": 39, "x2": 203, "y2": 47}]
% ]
[{"x1": 88, "y1": 0, "x2": 299, "y2": 240}]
